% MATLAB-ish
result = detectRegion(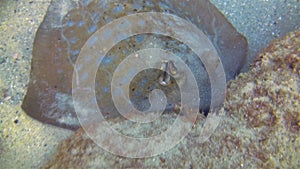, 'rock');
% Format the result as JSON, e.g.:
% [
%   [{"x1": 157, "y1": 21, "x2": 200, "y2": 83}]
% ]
[{"x1": 43, "y1": 29, "x2": 299, "y2": 168}]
